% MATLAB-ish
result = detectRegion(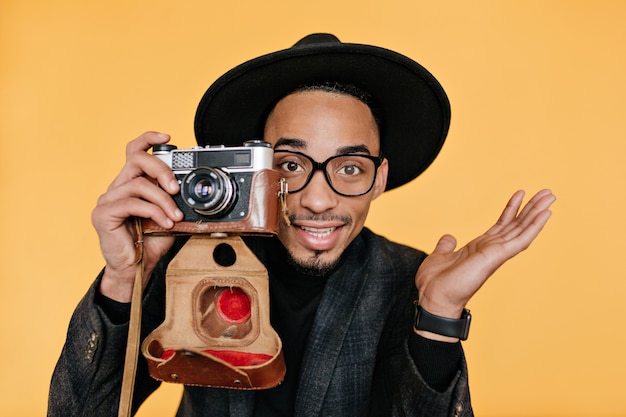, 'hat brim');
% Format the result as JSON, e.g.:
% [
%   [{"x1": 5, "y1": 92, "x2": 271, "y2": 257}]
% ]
[{"x1": 194, "y1": 36, "x2": 450, "y2": 191}]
